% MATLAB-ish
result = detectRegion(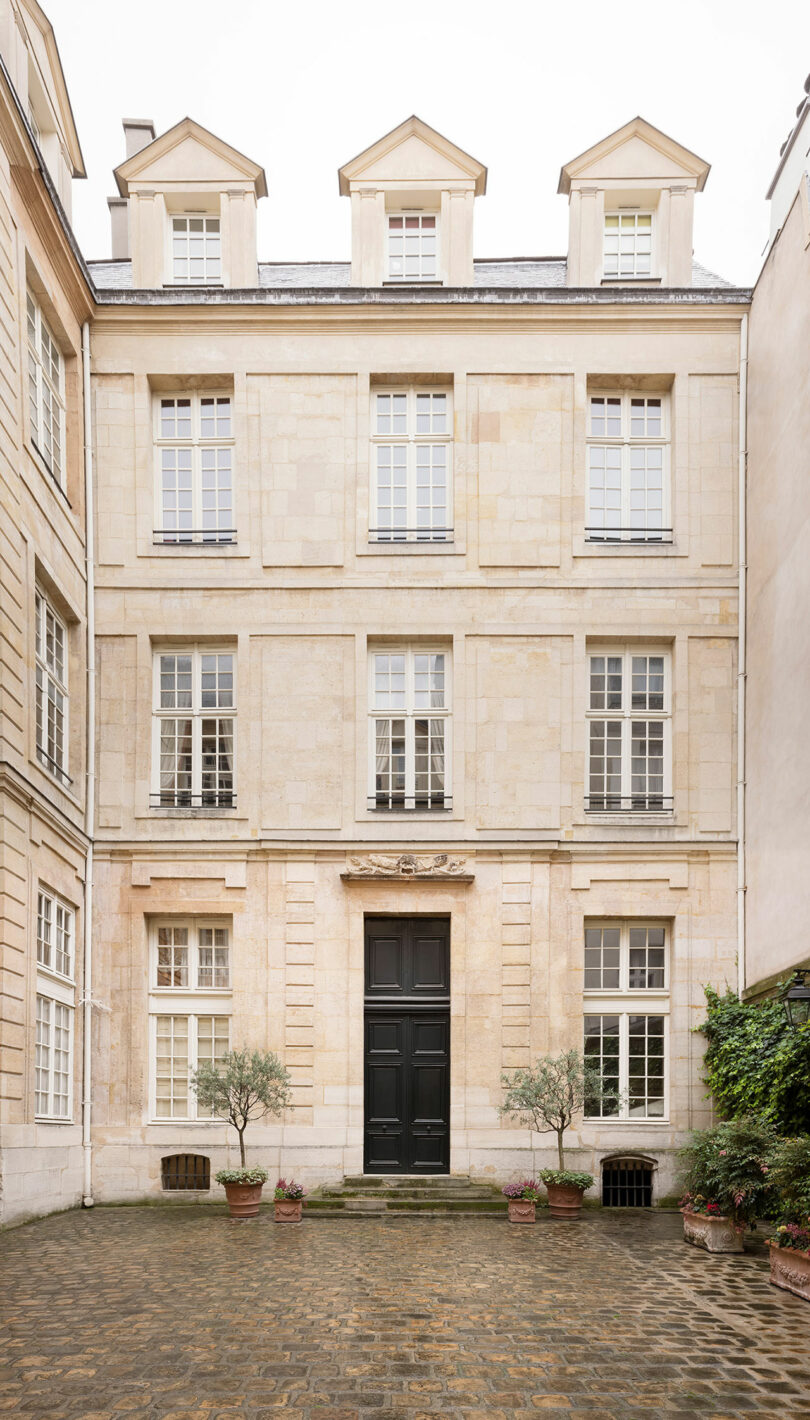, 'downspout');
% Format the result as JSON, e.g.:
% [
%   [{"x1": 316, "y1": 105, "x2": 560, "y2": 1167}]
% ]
[
  {"x1": 81, "y1": 321, "x2": 95, "y2": 1206},
  {"x1": 737, "y1": 312, "x2": 749, "y2": 998}
]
